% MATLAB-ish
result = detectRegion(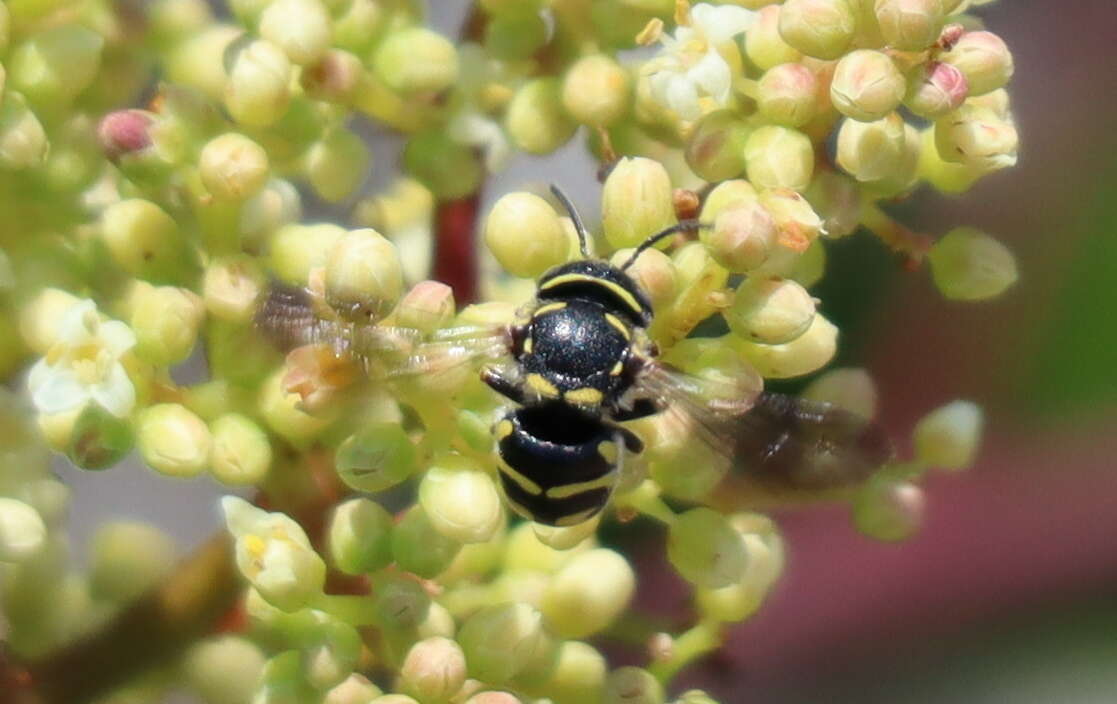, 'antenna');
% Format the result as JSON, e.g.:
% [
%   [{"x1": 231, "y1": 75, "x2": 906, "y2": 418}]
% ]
[
  {"x1": 550, "y1": 185, "x2": 590, "y2": 258},
  {"x1": 620, "y1": 220, "x2": 707, "y2": 271}
]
